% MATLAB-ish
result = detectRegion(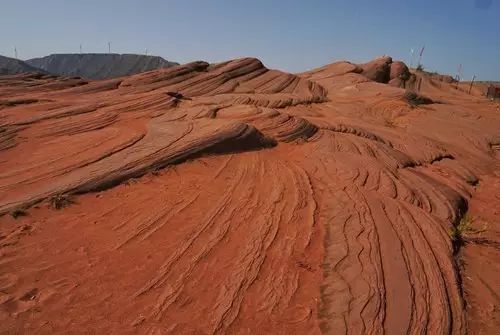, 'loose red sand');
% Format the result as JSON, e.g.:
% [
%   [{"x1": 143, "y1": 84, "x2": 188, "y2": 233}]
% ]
[{"x1": 0, "y1": 57, "x2": 499, "y2": 334}]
